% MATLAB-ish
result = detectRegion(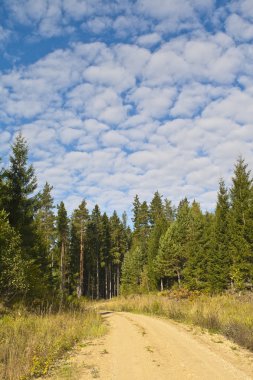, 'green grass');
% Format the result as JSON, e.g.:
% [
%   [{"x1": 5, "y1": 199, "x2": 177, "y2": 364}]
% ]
[
  {"x1": 0, "y1": 305, "x2": 106, "y2": 380},
  {"x1": 101, "y1": 291, "x2": 253, "y2": 351}
]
